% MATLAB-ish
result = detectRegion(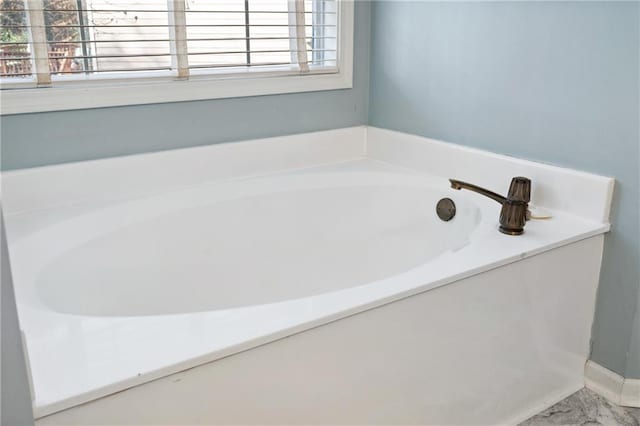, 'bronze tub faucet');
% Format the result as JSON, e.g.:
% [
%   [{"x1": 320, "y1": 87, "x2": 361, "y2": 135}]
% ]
[{"x1": 449, "y1": 177, "x2": 532, "y2": 235}]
